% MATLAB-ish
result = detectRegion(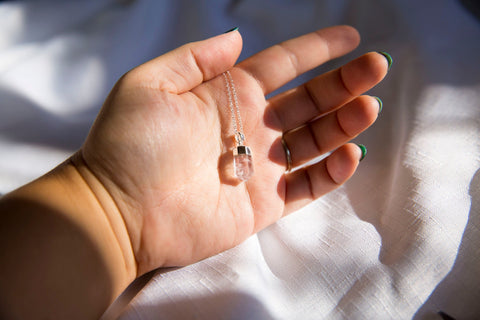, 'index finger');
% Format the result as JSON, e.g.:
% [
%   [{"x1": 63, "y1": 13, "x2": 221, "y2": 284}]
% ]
[{"x1": 237, "y1": 25, "x2": 360, "y2": 95}]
